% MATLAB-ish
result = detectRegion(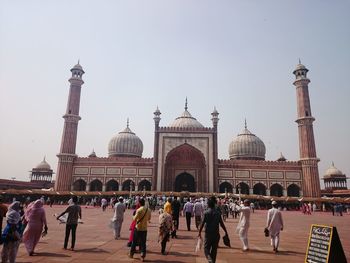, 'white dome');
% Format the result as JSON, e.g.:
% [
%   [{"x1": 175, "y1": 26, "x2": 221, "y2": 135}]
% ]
[
  {"x1": 324, "y1": 162, "x2": 345, "y2": 178},
  {"x1": 35, "y1": 158, "x2": 51, "y2": 170},
  {"x1": 229, "y1": 125, "x2": 266, "y2": 160},
  {"x1": 108, "y1": 124, "x2": 143, "y2": 157},
  {"x1": 170, "y1": 109, "x2": 204, "y2": 128}
]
